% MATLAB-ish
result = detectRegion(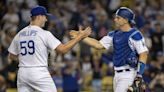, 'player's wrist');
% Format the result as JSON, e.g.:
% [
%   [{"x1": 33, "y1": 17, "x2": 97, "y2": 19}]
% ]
[
  {"x1": 78, "y1": 34, "x2": 86, "y2": 39},
  {"x1": 136, "y1": 73, "x2": 142, "y2": 78},
  {"x1": 75, "y1": 35, "x2": 83, "y2": 41},
  {"x1": 137, "y1": 61, "x2": 146, "y2": 76}
]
